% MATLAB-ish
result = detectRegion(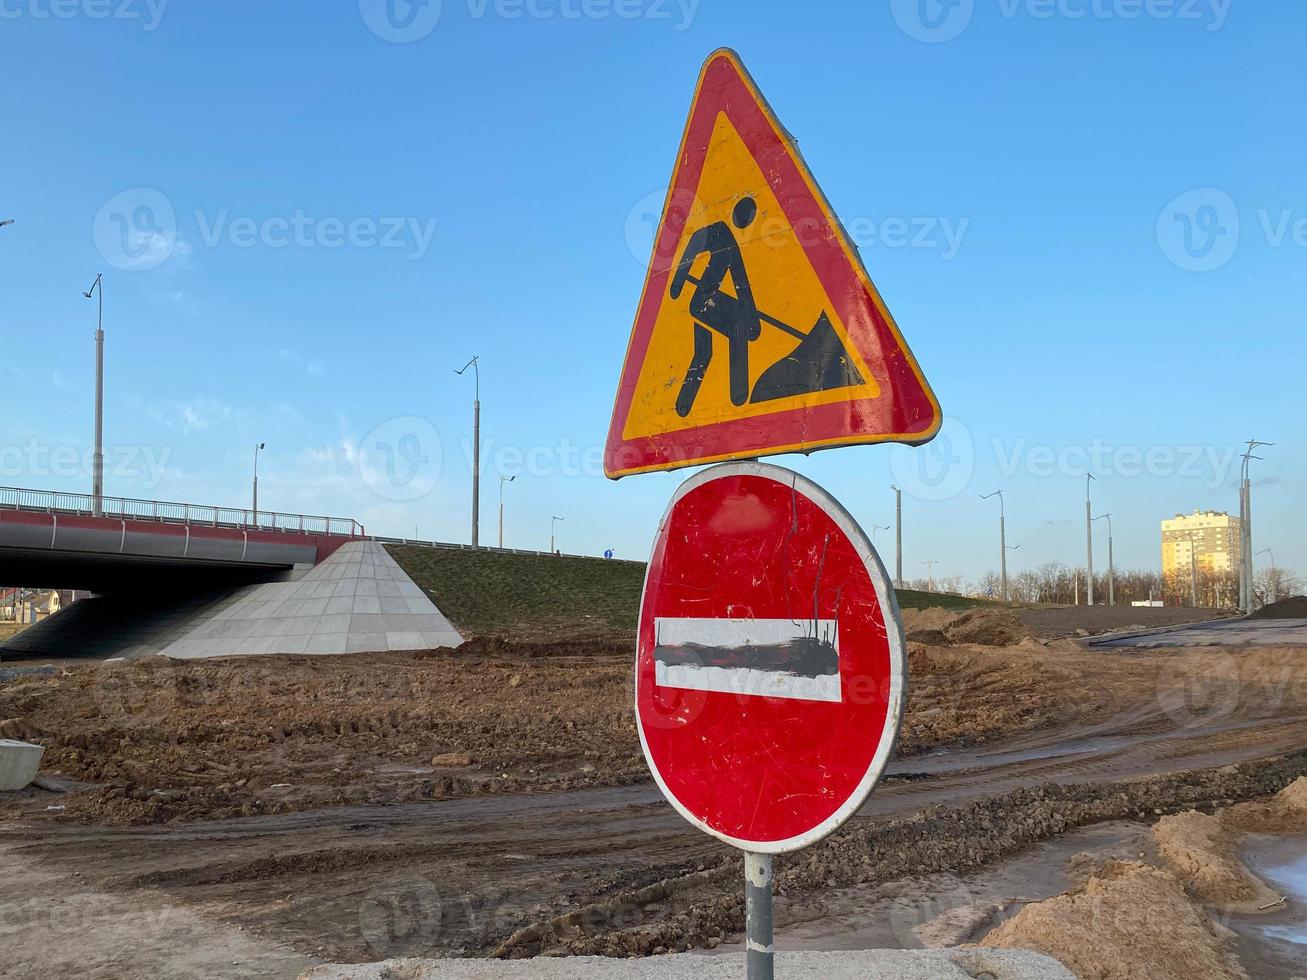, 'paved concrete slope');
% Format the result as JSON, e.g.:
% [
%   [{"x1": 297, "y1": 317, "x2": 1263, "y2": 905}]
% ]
[
  {"x1": 164, "y1": 541, "x2": 463, "y2": 658},
  {"x1": 302, "y1": 949, "x2": 1071, "y2": 979}
]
